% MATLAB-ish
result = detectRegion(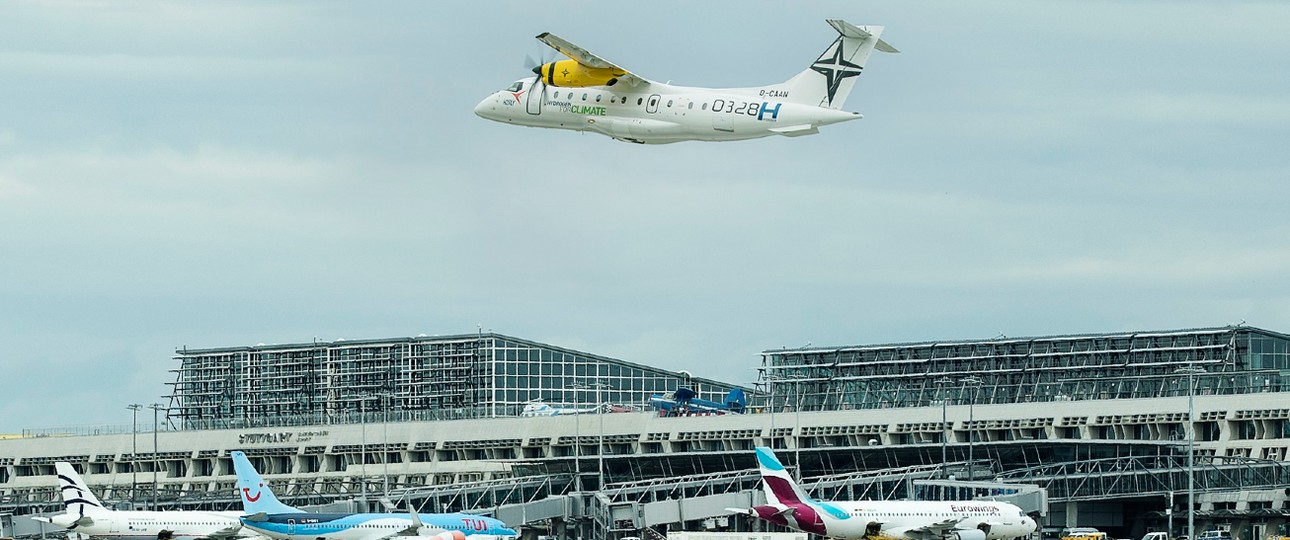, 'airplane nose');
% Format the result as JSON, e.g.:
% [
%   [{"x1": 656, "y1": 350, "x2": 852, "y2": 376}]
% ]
[{"x1": 473, "y1": 97, "x2": 495, "y2": 120}]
